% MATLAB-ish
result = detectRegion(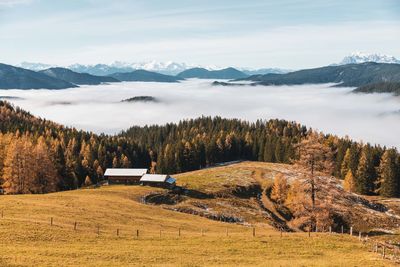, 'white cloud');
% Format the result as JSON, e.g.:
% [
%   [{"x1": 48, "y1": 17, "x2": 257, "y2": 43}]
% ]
[{"x1": 1, "y1": 80, "x2": 399, "y2": 149}]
